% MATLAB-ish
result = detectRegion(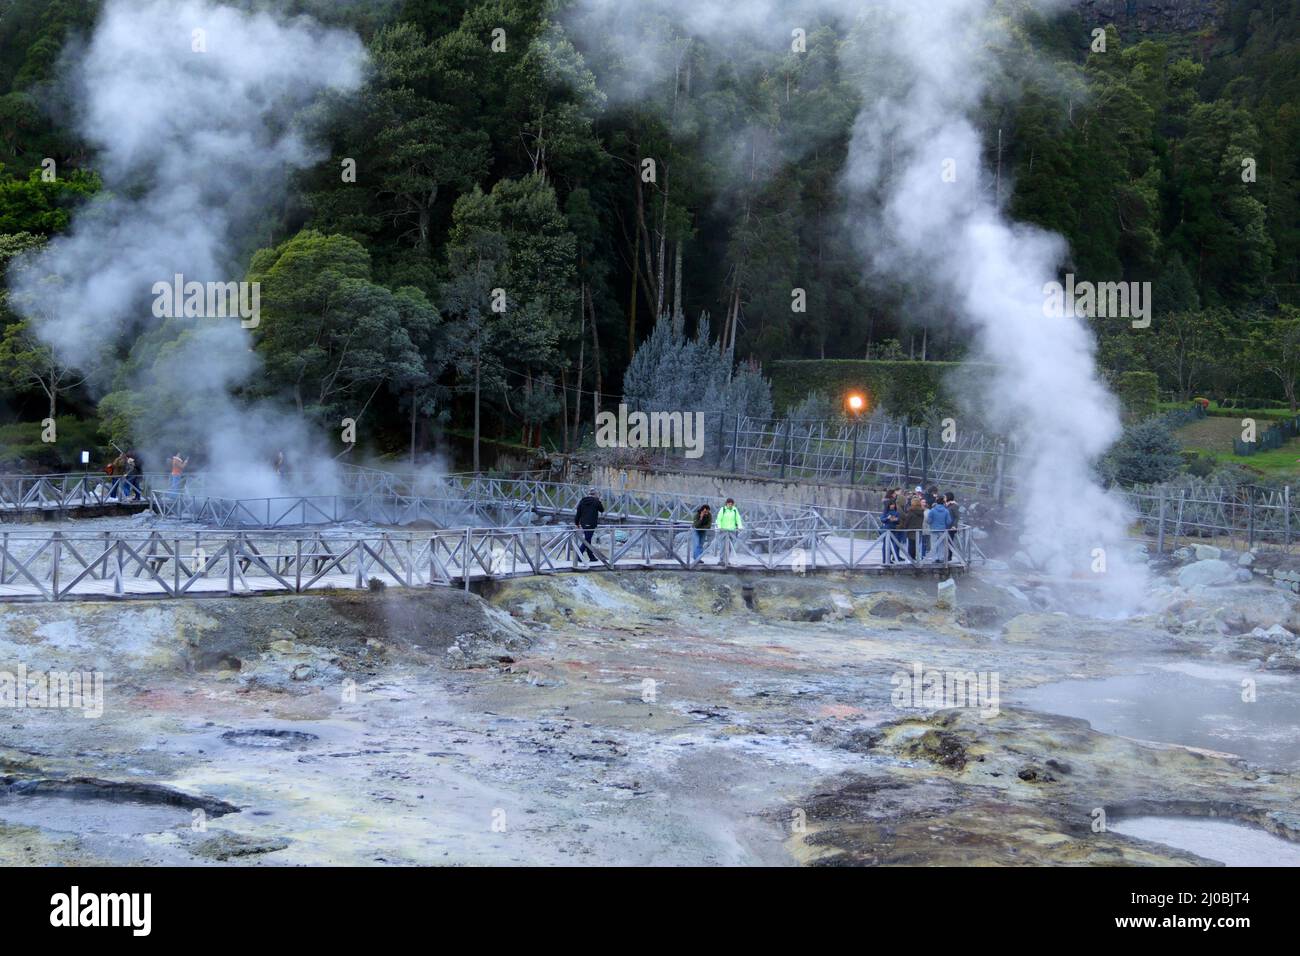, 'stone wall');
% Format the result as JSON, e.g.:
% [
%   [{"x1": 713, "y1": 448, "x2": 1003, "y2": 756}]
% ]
[{"x1": 589, "y1": 463, "x2": 886, "y2": 513}]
